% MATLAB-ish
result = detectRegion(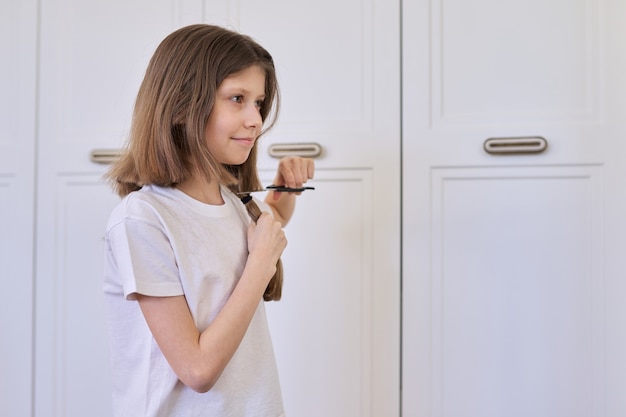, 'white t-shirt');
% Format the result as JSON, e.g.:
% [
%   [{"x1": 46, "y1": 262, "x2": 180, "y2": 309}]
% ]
[{"x1": 103, "y1": 184, "x2": 284, "y2": 417}]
